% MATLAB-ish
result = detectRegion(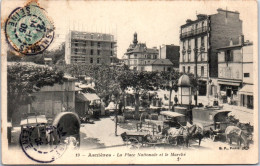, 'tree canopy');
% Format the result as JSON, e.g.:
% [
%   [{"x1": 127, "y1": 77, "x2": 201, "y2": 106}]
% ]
[{"x1": 7, "y1": 63, "x2": 64, "y2": 121}]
